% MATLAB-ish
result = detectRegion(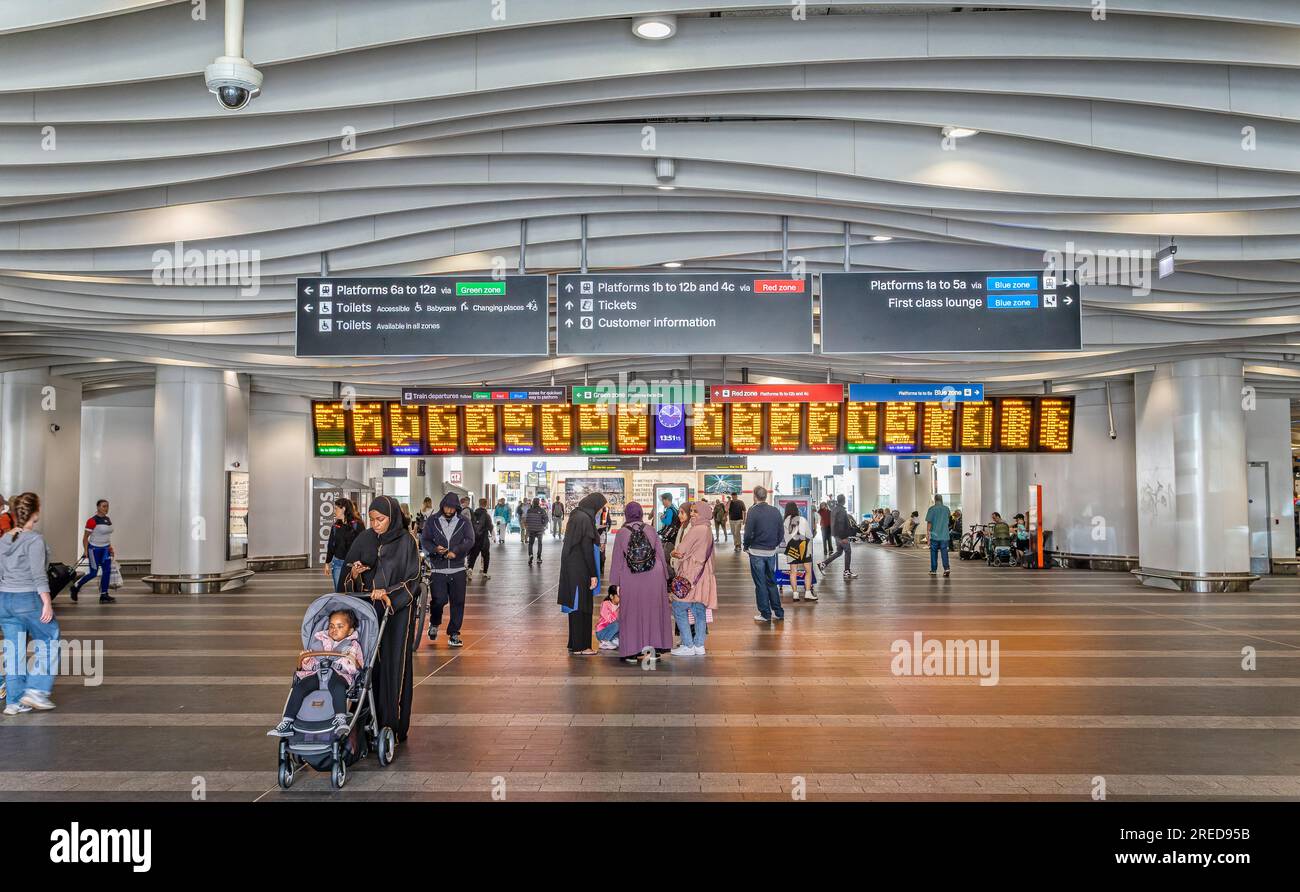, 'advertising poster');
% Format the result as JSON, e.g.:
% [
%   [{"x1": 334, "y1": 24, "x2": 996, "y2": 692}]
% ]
[{"x1": 704, "y1": 473, "x2": 742, "y2": 495}]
